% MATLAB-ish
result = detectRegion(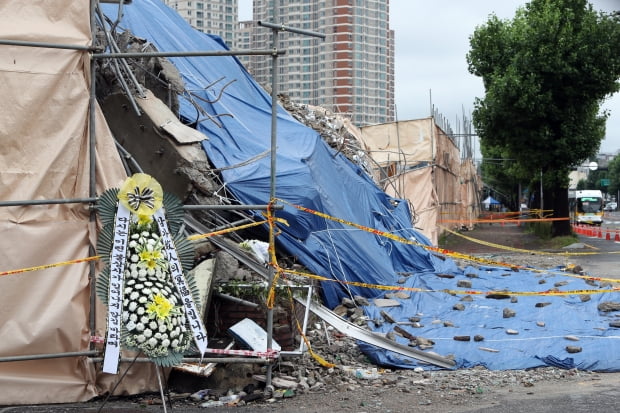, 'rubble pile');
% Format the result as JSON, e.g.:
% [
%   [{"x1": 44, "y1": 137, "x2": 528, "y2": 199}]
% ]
[
  {"x1": 158, "y1": 319, "x2": 600, "y2": 410},
  {"x1": 278, "y1": 94, "x2": 377, "y2": 181}
]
